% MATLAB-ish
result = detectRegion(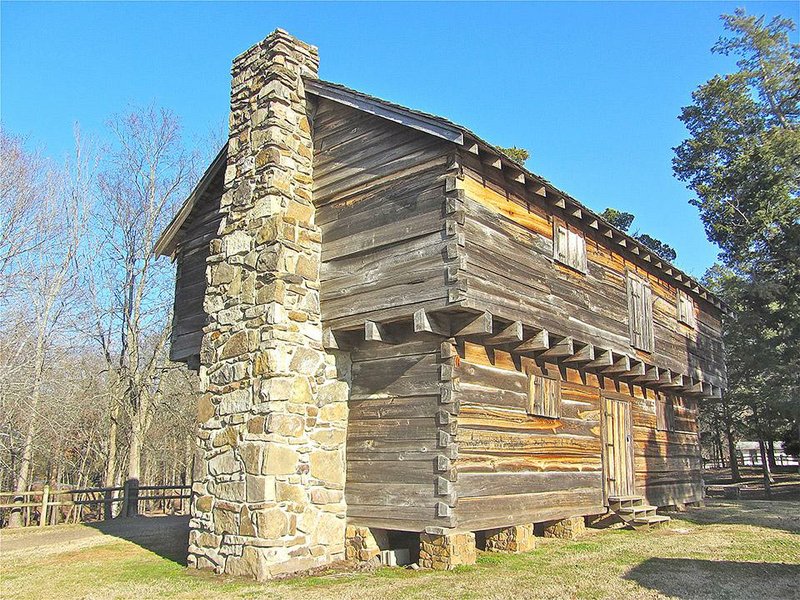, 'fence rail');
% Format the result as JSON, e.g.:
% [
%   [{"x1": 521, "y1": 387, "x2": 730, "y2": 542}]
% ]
[{"x1": 0, "y1": 481, "x2": 191, "y2": 528}]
